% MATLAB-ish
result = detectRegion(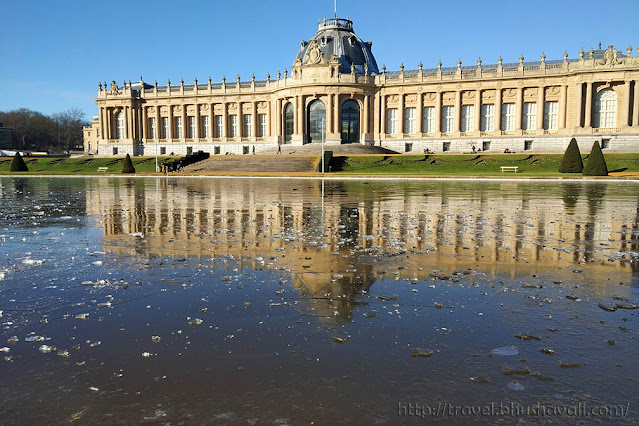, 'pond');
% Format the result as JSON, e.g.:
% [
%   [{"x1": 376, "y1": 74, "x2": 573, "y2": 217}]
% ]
[{"x1": 0, "y1": 177, "x2": 638, "y2": 424}]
